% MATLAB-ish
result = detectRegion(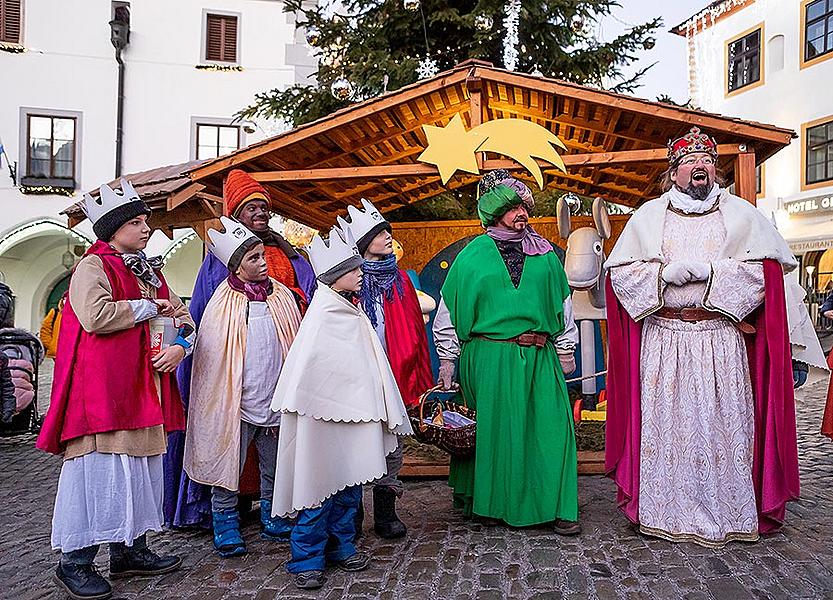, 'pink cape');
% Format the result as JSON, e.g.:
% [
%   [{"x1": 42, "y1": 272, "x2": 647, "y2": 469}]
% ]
[
  {"x1": 37, "y1": 241, "x2": 185, "y2": 456},
  {"x1": 605, "y1": 259, "x2": 800, "y2": 534}
]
